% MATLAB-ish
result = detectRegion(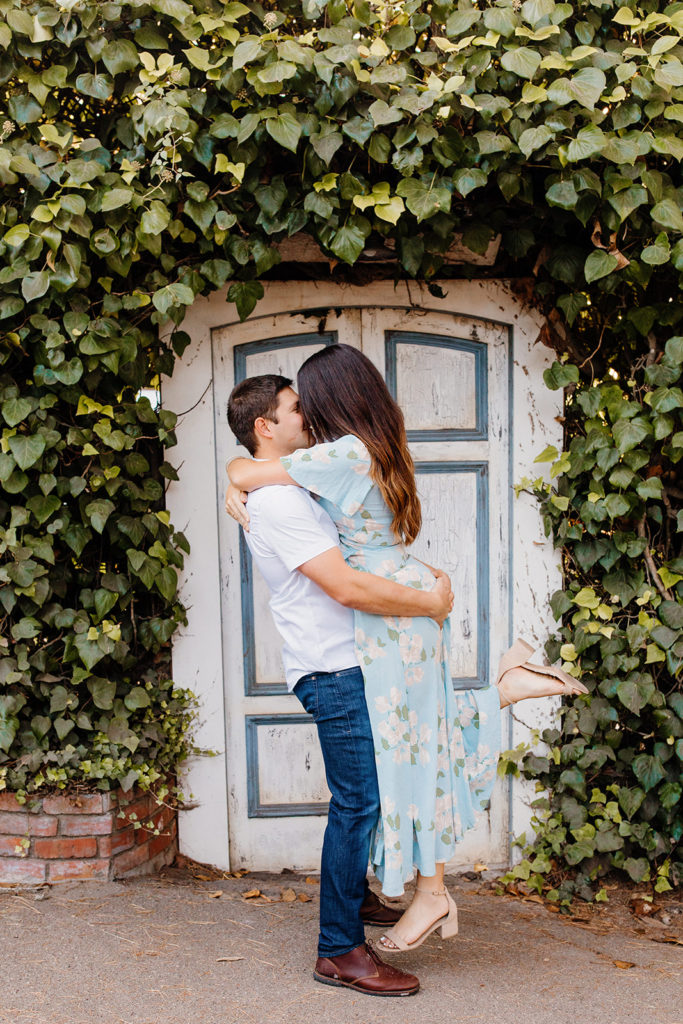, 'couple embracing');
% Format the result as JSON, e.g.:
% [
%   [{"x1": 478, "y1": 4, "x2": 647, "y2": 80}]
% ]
[{"x1": 225, "y1": 344, "x2": 586, "y2": 997}]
